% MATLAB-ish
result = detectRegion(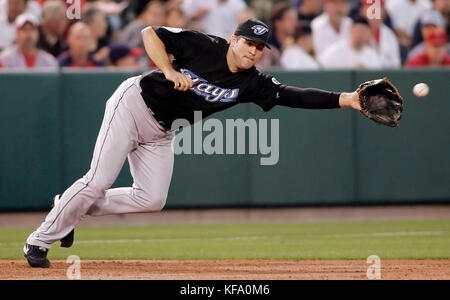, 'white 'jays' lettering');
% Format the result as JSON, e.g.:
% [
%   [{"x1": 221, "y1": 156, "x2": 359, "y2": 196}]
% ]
[{"x1": 180, "y1": 69, "x2": 239, "y2": 103}]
